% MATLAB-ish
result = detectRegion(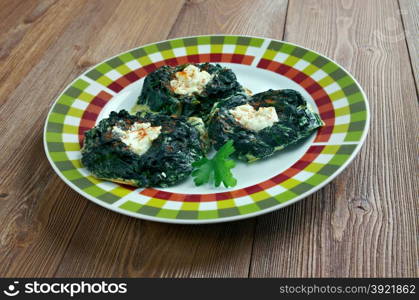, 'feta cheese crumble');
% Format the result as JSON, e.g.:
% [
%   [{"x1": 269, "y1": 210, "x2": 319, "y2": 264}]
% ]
[
  {"x1": 170, "y1": 65, "x2": 213, "y2": 95},
  {"x1": 229, "y1": 104, "x2": 279, "y2": 132},
  {"x1": 112, "y1": 122, "x2": 161, "y2": 156}
]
